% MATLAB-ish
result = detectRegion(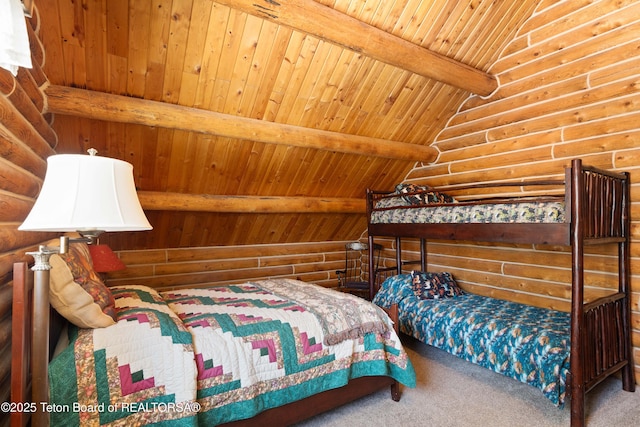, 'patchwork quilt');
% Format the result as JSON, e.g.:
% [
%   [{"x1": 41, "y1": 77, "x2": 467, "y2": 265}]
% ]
[
  {"x1": 373, "y1": 274, "x2": 571, "y2": 407},
  {"x1": 49, "y1": 280, "x2": 415, "y2": 426}
]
